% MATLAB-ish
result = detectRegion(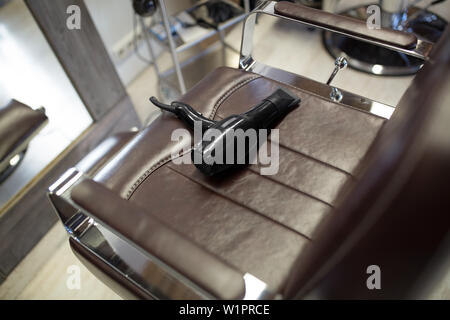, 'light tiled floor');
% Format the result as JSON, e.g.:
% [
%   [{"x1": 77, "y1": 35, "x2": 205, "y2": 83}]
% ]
[{"x1": 2, "y1": 1, "x2": 450, "y2": 300}]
